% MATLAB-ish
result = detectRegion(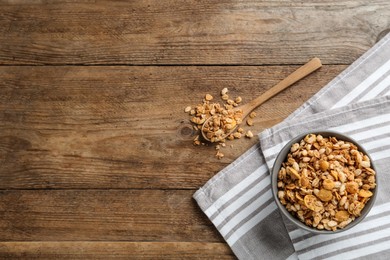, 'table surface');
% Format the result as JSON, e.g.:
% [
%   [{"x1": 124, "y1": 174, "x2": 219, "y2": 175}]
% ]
[{"x1": 1, "y1": 1, "x2": 389, "y2": 258}]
